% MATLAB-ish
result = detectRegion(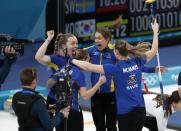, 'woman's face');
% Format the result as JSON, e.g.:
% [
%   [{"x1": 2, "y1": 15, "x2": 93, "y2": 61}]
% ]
[
  {"x1": 94, "y1": 32, "x2": 109, "y2": 51},
  {"x1": 65, "y1": 36, "x2": 78, "y2": 57}
]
